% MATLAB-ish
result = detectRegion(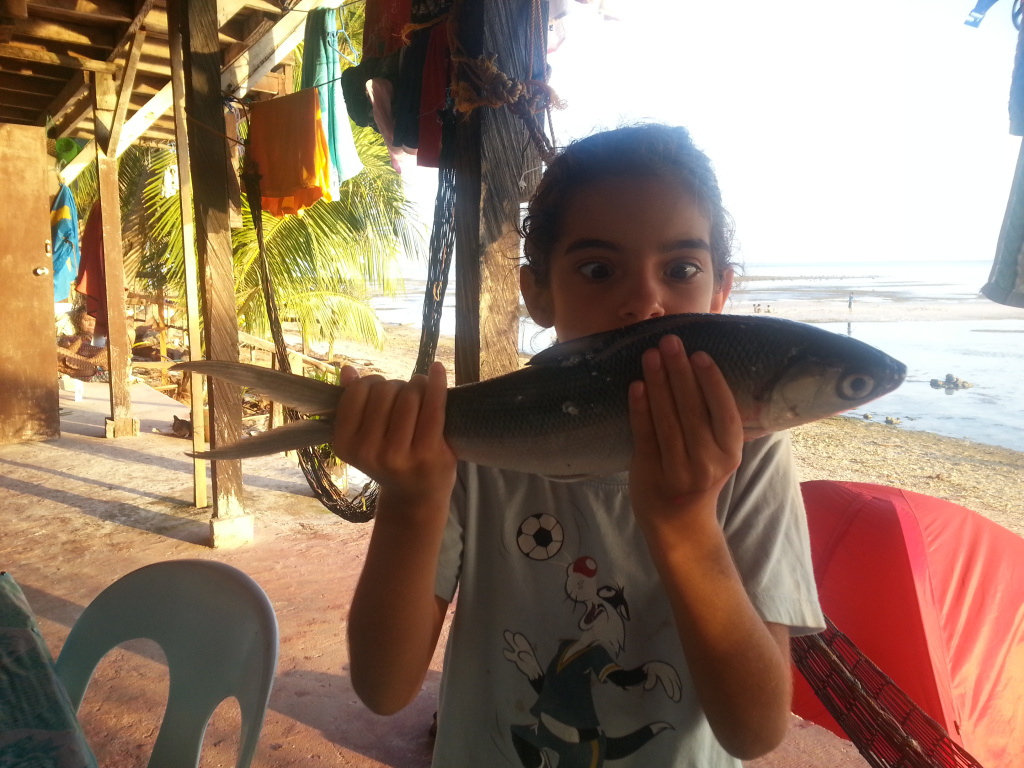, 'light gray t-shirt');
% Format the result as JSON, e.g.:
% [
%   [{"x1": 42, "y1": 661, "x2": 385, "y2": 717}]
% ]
[{"x1": 433, "y1": 431, "x2": 824, "y2": 768}]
